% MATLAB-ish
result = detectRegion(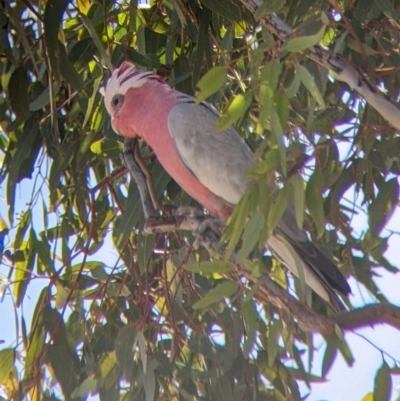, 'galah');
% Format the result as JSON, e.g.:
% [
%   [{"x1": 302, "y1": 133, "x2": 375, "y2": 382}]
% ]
[{"x1": 101, "y1": 61, "x2": 351, "y2": 310}]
